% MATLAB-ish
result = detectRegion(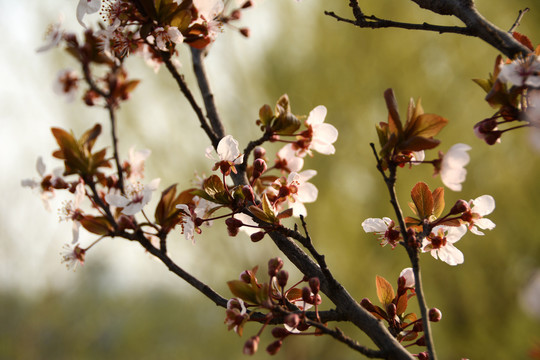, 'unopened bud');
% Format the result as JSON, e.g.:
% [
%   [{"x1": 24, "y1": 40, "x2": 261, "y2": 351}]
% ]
[
  {"x1": 253, "y1": 146, "x2": 266, "y2": 159},
  {"x1": 241, "y1": 0, "x2": 253, "y2": 8},
  {"x1": 284, "y1": 313, "x2": 300, "y2": 329},
  {"x1": 386, "y1": 303, "x2": 397, "y2": 318},
  {"x1": 242, "y1": 185, "x2": 255, "y2": 203},
  {"x1": 301, "y1": 287, "x2": 312, "y2": 303},
  {"x1": 296, "y1": 322, "x2": 310, "y2": 331},
  {"x1": 308, "y1": 277, "x2": 320, "y2": 294},
  {"x1": 117, "y1": 214, "x2": 136, "y2": 231},
  {"x1": 412, "y1": 321, "x2": 423, "y2": 333},
  {"x1": 428, "y1": 308, "x2": 442, "y2": 322},
  {"x1": 271, "y1": 327, "x2": 290, "y2": 339},
  {"x1": 230, "y1": 9, "x2": 241, "y2": 20},
  {"x1": 415, "y1": 336, "x2": 426, "y2": 347},
  {"x1": 268, "y1": 257, "x2": 284, "y2": 277},
  {"x1": 243, "y1": 336, "x2": 259, "y2": 355},
  {"x1": 266, "y1": 339, "x2": 282, "y2": 355},
  {"x1": 253, "y1": 158, "x2": 267, "y2": 178},
  {"x1": 417, "y1": 352, "x2": 429, "y2": 360},
  {"x1": 239, "y1": 28, "x2": 250, "y2": 38},
  {"x1": 276, "y1": 270, "x2": 289, "y2": 288},
  {"x1": 360, "y1": 298, "x2": 376, "y2": 312},
  {"x1": 450, "y1": 199, "x2": 470, "y2": 215},
  {"x1": 239, "y1": 270, "x2": 252, "y2": 283},
  {"x1": 250, "y1": 231, "x2": 265, "y2": 242},
  {"x1": 194, "y1": 217, "x2": 204, "y2": 227}
]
